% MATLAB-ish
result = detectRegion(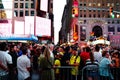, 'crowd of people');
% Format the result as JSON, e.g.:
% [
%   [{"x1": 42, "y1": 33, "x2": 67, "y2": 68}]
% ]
[{"x1": 0, "y1": 41, "x2": 120, "y2": 80}]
